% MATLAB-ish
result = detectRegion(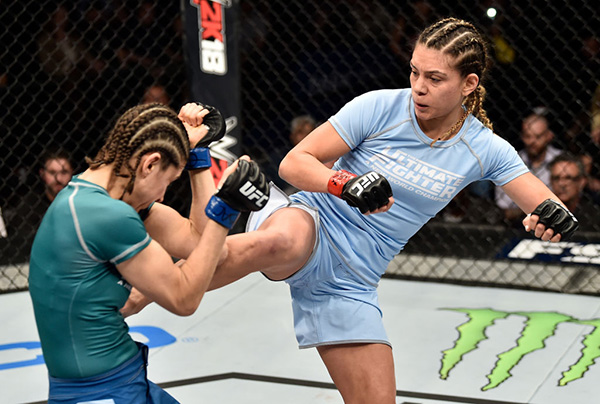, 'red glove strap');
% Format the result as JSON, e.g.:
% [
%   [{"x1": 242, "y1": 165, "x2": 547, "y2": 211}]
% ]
[{"x1": 327, "y1": 170, "x2": 357, "y2": 197}]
